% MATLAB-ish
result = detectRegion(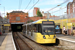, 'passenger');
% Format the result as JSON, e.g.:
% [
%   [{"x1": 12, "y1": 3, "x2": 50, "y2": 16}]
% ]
[
  {"x1": 34, "y1": 27, "x2": 36, "y2": 32},
  {"x1": 45, "y1": 29, "x2": 48, "y2": 33},
  {"x1": 63, "y1": 26, "x2": 66, "y2": 35},
  {"x1": 72, "y1": 25, "x2": 75, "y2": 36}
]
